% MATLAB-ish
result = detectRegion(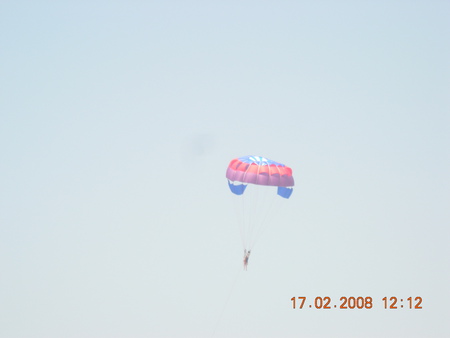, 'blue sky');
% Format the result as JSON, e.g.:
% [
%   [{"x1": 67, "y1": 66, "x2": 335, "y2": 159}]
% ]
[{"x1": 1, "y1": 1, "x2": 449, "y2": 337}]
